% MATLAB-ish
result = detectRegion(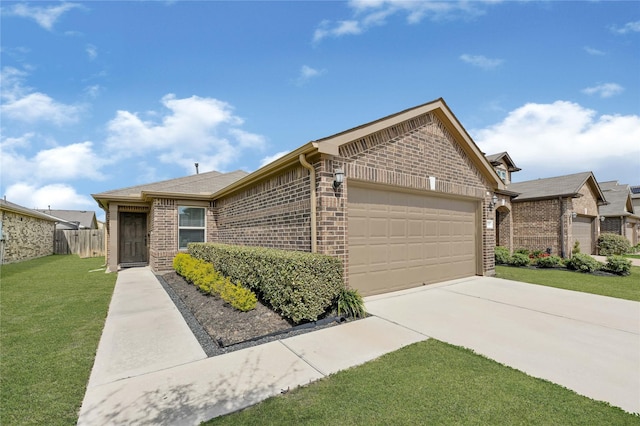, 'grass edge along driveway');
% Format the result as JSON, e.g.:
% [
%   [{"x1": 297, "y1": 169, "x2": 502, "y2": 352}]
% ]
[
  {"x1": 0, "y1": 255, "x2": 116, "y2": 426},
  {"x1": 208, "y1": 267, "x2": 640, "y2": 424},
  {"x1": 496, "y1": 265, "x2": 640, "y2": 302},
  {"x1": 205, "y1": 339, "x2": 638, "y2": 425}
]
